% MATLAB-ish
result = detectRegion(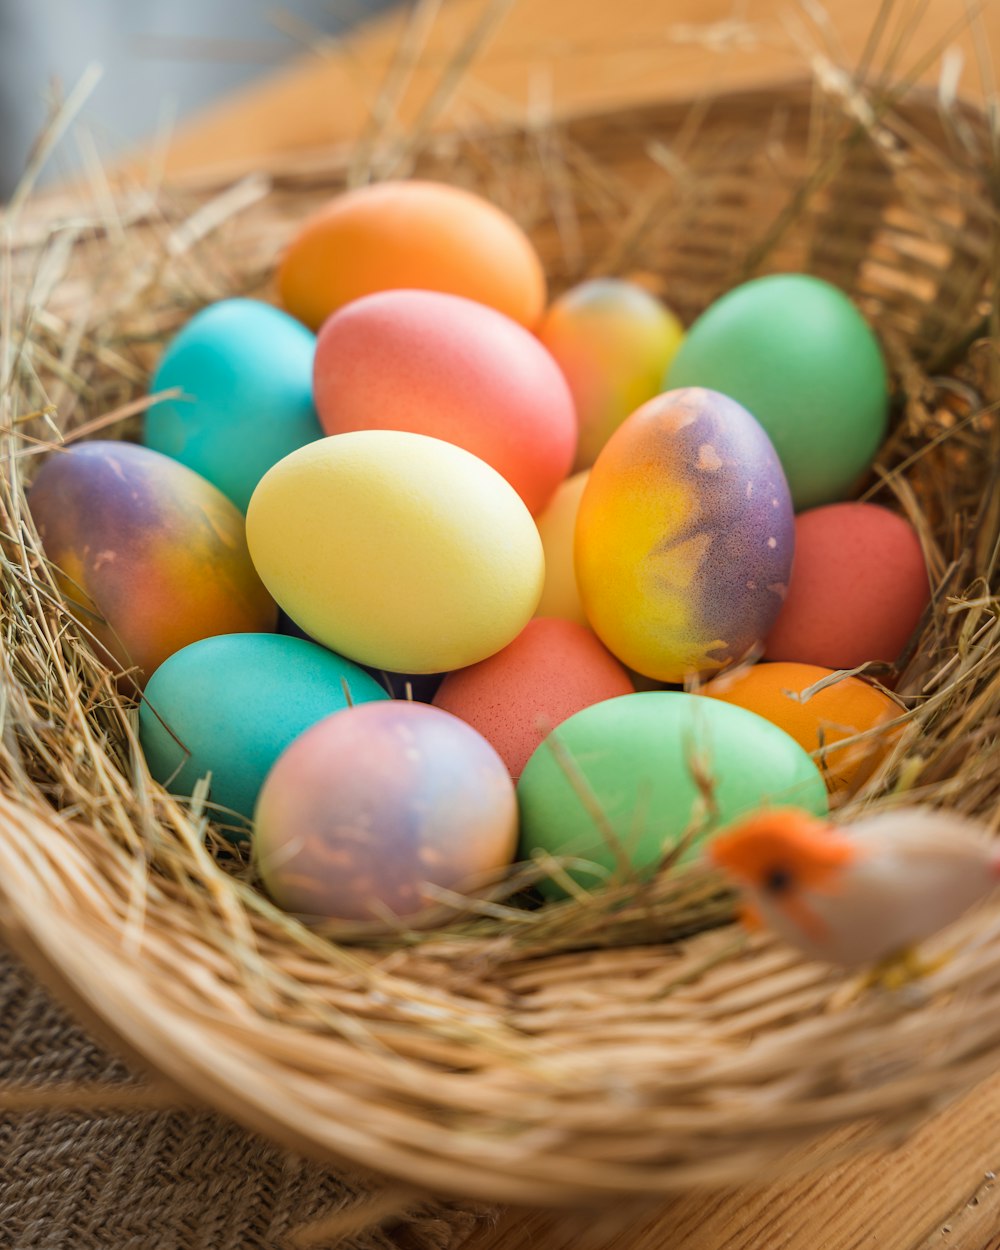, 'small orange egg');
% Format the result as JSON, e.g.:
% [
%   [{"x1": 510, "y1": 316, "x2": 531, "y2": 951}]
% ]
[
  {"x1": 534, "y1": 470, "x2": 589, "y2": 625},
  {"x1": 278, "y1": 180, "x2": 546, "y2": 331},
  {"x1": 699, "y1": 661, "x2": 901, "y2": 796}
]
